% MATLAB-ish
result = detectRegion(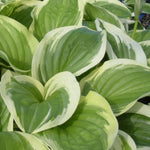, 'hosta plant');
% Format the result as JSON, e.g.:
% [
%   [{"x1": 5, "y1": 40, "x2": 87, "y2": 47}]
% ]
[{"x1": 0, "y1": 0, "x2": 150, "y2": 150}]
